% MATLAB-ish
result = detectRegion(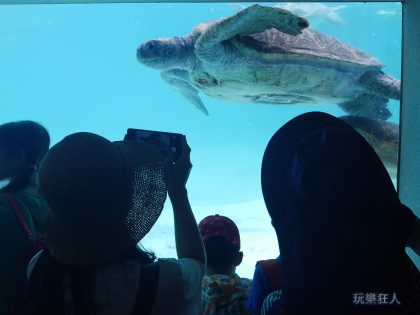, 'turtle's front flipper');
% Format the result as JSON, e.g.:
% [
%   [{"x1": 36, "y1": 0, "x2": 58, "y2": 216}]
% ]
[
  {"x1": 161, "y1": 70, "x2": 209, "y2": 116},
  {"x1": 195, "y1": 5, "x2": 308, "y2": 61},
  {"x1": 338, "y1": 94, "x2": 391, "y2": 120}
]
